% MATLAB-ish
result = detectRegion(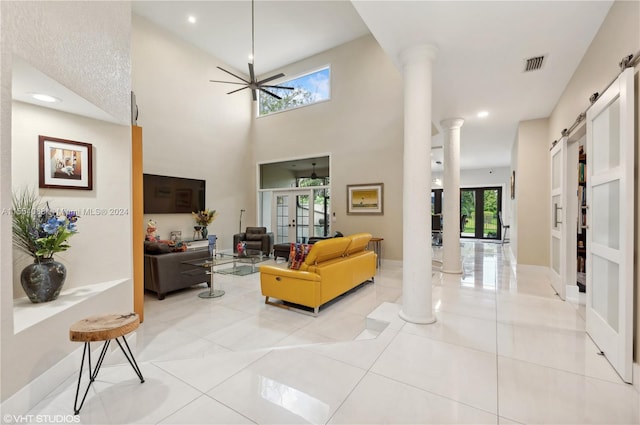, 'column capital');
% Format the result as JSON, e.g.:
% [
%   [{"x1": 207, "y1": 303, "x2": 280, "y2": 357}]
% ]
[
  {"x1": 400, "y1": 44, "x2": 438, "y2": 66},
  {"x1": 440, "y1": 118, "x2": 465, "y2": 130}
]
